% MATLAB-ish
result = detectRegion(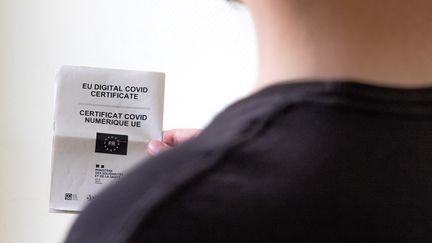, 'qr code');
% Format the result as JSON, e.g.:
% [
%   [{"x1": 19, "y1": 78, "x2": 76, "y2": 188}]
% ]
[{"x1": 65, "y1": 193, "x2": 78, "y2": 200}]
